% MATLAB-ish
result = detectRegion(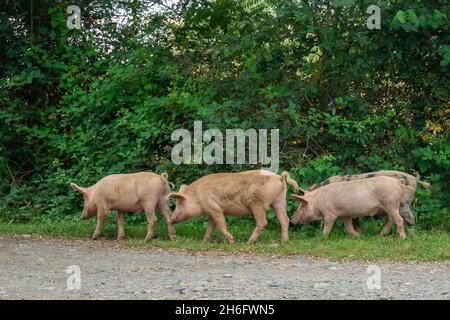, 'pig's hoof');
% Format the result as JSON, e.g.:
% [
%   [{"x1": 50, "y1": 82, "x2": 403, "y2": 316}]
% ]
[
  {"x1": 116, "y1": 236, "x2": 124, "y2": 241},
  {"x1": 144, "y1": 236, "x2": 153, "y2": 242},
  {"x1": 353, "y1": 232, "x2": 361, "y2": 238},
  {"x1": 92, "y1": 235, "x2": 99, "y2": 240},
  {"x1": 380, "y1": 229, "x2": 392, "y2": 237}
]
